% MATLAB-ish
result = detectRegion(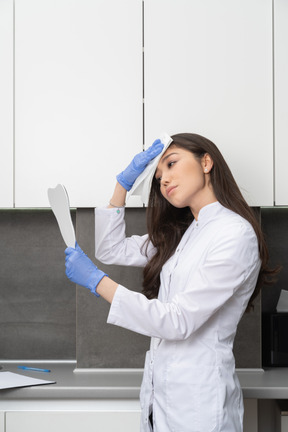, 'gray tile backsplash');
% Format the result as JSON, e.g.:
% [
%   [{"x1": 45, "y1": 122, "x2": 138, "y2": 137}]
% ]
[
  {"x1": 0, "y1": 210, "x2": 76, "y2": 359},
  {"x1": 3, "y1": 205, "x2": 282, "y2": 368},
  {"x1": 261, "y1": 207, "x2": 288, "y2": 313},
  {"x1": 76, "y1": 208, "x2": 150, "y2": 368}
]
